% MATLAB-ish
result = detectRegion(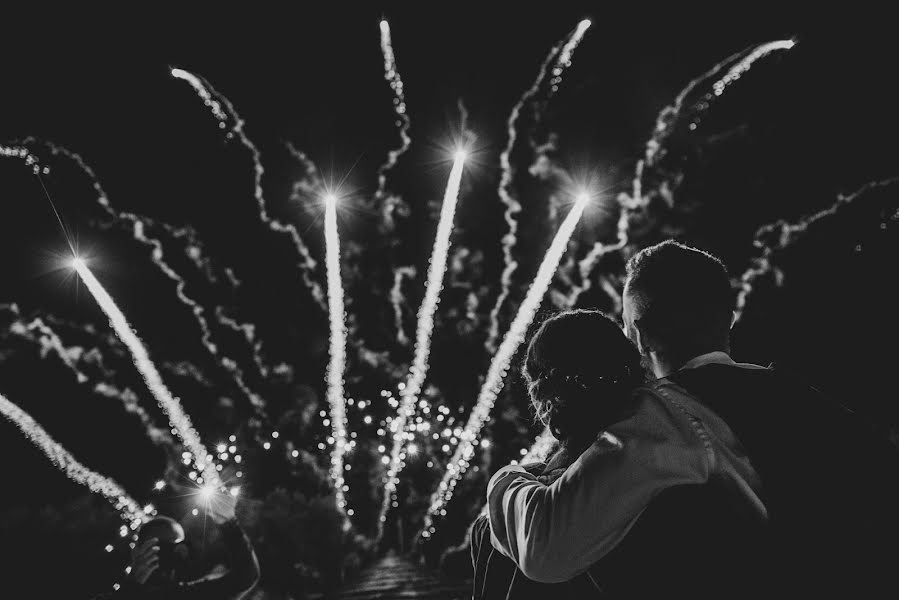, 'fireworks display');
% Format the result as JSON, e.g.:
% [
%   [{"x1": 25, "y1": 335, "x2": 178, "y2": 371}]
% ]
[
  {"x1": 487, "y1": 19, "x2": 592, "y2": 352},
  {"x1": 0, "y1": 391, "x2": 150, "y2": 525},
  {"x1": 378, "y1": 151, "x2": 466, "y2": 533},
  {"x1": 71, "y1": 258, "x2": 222, "y2": 489},
  {"x1": 323, "y1": 193, "x2": 350, "y2": 512},
  {"x1": 420, "y1": 191, "x2": 591, "y2": 539},
  {"x1": 2, "y1": 10, "x2": 896, "y2": 598},
  {"x1": 170, "y1": 67, "x2": 327, "y2": 311}
]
